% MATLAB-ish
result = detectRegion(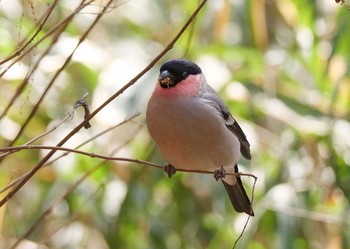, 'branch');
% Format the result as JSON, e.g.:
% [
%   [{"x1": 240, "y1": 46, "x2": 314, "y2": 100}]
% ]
[
  {"x1": 0, "y1": 112, "x2": 142, "y2": 194},
  {"x1": 233, "y1": 176, "x2": 257, "y2": 248},
  {"x1": 262, "y1": 200, "x2": 350, "y2": 226},
  {"x1": 2, "y1": 145, "x2": 257, "y2": 247},
  {"x1": 0, "y1": 0, "x2": 59, "y2": 65},
  {"x1": 3, "y1": 1, "x2": 97, "y2": 148},
  {"x1": 0, "y1": 1, "x2": 94, "y2": 123},
  {"x1": 9, "y1": 133, "x2": 138, "y2": 249},
  {"x1": 0, "y1": 144, "x2": 257, "y2": 178},
  {"x1": 0, "y1": 0, "x2": 93, "y2": 69},
  {"x1": 0, "y1": 0, "x2": 208, "y2": 207}
]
